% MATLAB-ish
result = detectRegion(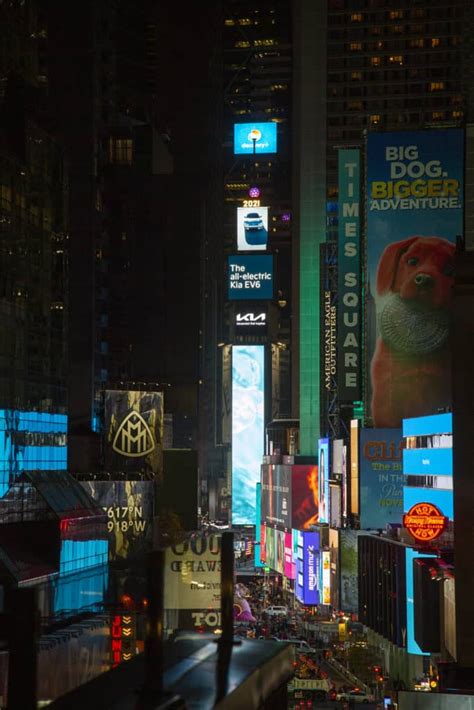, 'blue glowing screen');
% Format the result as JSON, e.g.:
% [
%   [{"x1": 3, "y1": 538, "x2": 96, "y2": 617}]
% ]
[
  {"x1": 231, "y1": 346, "x2": 265, "y2": 525},
  {"x1": 234, "y1": 122, "x2": 277, "y2": 155}
]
